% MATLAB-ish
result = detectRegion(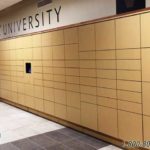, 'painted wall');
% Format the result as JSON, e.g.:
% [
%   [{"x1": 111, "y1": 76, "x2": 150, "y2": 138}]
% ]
[
  {"x1": 146, "y1": 0, "x2": 150, "y2": 7},
  {"x1": 0, "y1": 0, "x2": 116, "y2": 39}
]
